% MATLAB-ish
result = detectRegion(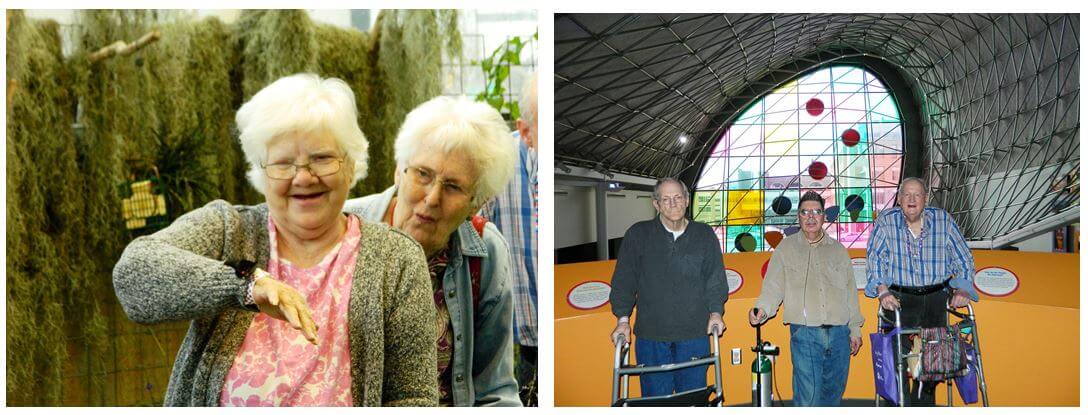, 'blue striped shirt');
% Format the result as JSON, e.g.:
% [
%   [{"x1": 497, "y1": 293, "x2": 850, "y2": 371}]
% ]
[
  {"x1": 864, "y1": 207, "x2": 979, "y2": 301},
  {"x1": 481, "y1": 134, "x2": 537, "y2": 347}
]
